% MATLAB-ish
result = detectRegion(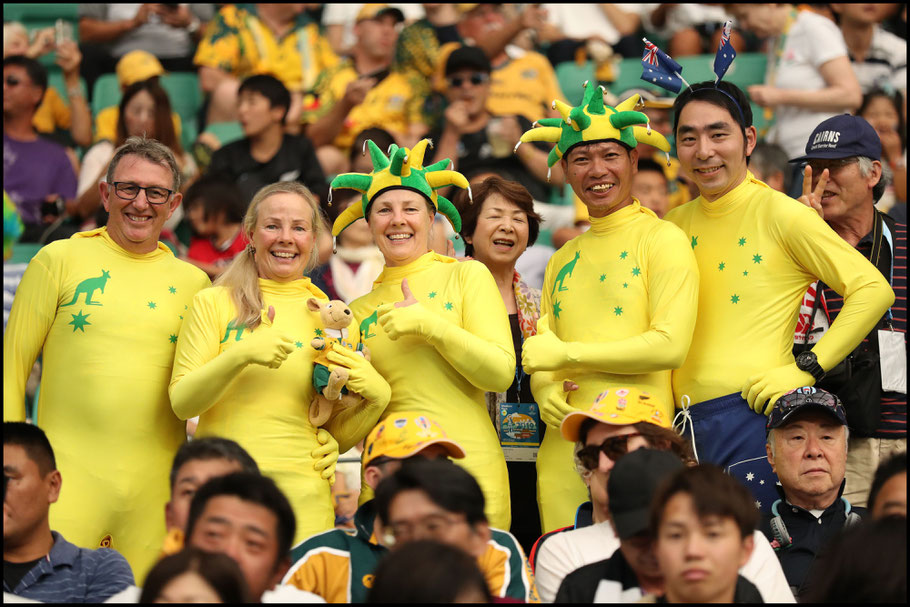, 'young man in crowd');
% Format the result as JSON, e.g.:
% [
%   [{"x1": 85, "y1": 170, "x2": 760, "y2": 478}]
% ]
[
  {"x1": 791, "y1": 114, "x2": 906, "y2": 507},
  {"x1": 631, "y1": 157, "x2": 671, "y2": 218},
  {"x1": 3, "y1": 423, "x2": 134, "y2": 602},
  {"x1": 650, "y1": 465, "x2": 762, "y2": 603},
  {"x1": 4, "y1": 137, "x2": 211, "y2": 579},
  {"x1": 663, "y1": 80, "x2": 894, "y2": 511},
  {"x1": 282, "y1": 413, "x2": 536, "y2": 602},
  {"x1": 763, "y1": 386, "x2": 866, "y2": 599},
  {"x1": 207, "y1": 74, "x2": 327, "y2": 209},
  {"x1": 867, "y1": 451, "x2": 906, "y2": 520}
]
